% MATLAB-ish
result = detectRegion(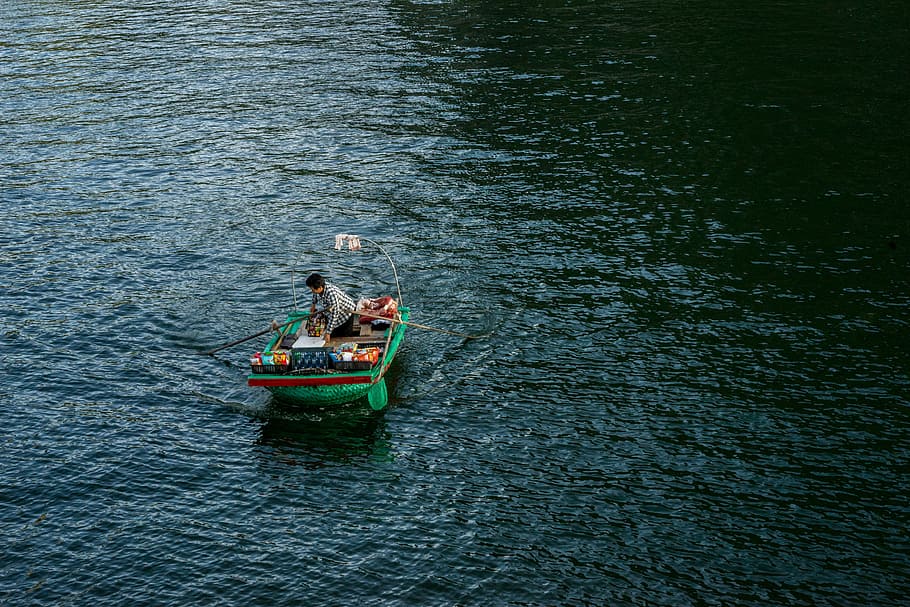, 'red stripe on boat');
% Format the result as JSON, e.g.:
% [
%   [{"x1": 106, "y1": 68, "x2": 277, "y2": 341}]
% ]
[{"x1": 248, "y1": 374, "x2": 373, "y2": 387}]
